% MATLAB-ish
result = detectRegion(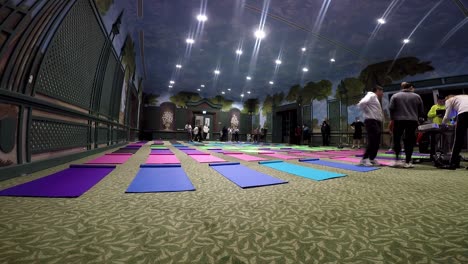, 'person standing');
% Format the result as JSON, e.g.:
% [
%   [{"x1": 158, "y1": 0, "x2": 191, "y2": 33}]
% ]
[
  {"x1": 185, "y1": 123, "x2": 193, "y2": 142},
  {"x1": 302, "y1": 124, "x2": 310, "y2": 145},
  {"x1": 203, "y1": 124, "x2": 209, "y2": 140},
  {"x1": 357, "y1": 86, "x2": 384, "y2": 166},
  {"x1": 193, "y1": 126, "x2": 199, "y2": 142},
  {"x1": 233, "y1": 127, "x2": 240, "y2": 142},
  {"x1": 228, "y1": 127, "x2": 232, "y2": 142},
  {"x1": 389, "y1": 82, "x2": 425, "y2": 168},
  {"x1": 350, "y1": 117, "x2": 365, "y2": 149},
  {"x1": 294, "y1": 125, "x2": 302, "y2": 145},
  {"x1": 321, "y1": 120, "x2": 331, "y2": 146},
  {"x1": 427, "y1": 95, "x2": 446, "y2": 125},
  {"x1": 440, "y1": 95, "x2": 468, "y2": 169}
]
